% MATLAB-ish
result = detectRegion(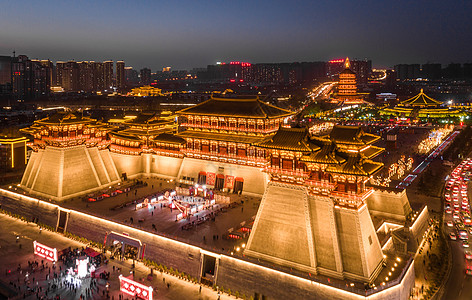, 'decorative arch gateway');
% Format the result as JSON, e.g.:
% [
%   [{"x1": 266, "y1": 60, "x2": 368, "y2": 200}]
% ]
[{"x1": 104, "y1": 231, "x2": 145, "y2": 261}]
